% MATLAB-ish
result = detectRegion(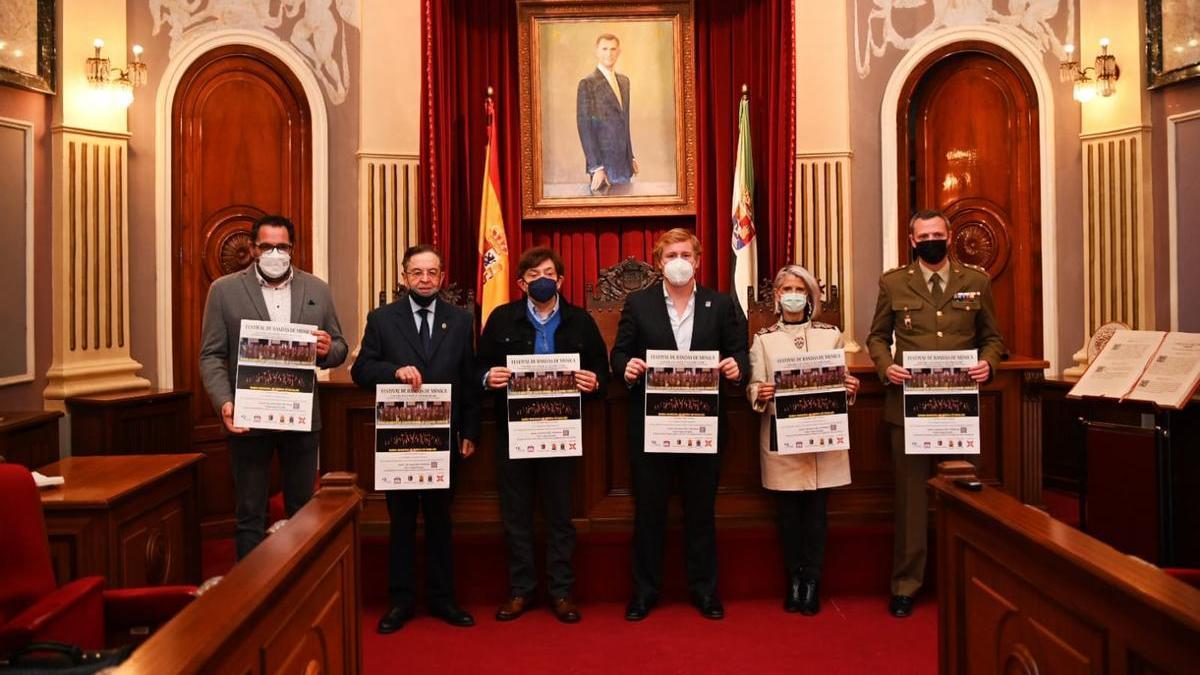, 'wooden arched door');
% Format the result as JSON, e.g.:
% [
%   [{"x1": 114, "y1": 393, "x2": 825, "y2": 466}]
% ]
[
  {"x1": 898, "y1": 41, "x2": 1042, "y2": 359},
  {"x1": 172, "y1": 44, "x2": 312, "y2": 526}
]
